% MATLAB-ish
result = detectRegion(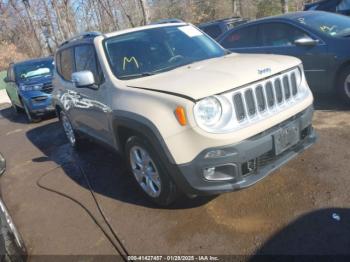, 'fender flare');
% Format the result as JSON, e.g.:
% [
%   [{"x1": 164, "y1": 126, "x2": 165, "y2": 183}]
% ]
[{"x1": 111, "y1": 110, "x2": 176, "y2": 164}]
